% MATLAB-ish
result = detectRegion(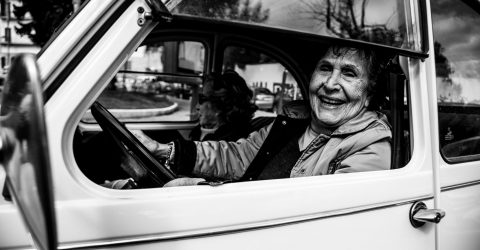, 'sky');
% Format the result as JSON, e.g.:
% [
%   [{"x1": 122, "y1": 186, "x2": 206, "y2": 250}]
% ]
[
  {"x1": 258, "y1": 0, "x2": 403, "y2": 38},
  {"x1": 432, "y1": 0, "x2": 480, "y2": 104}
]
